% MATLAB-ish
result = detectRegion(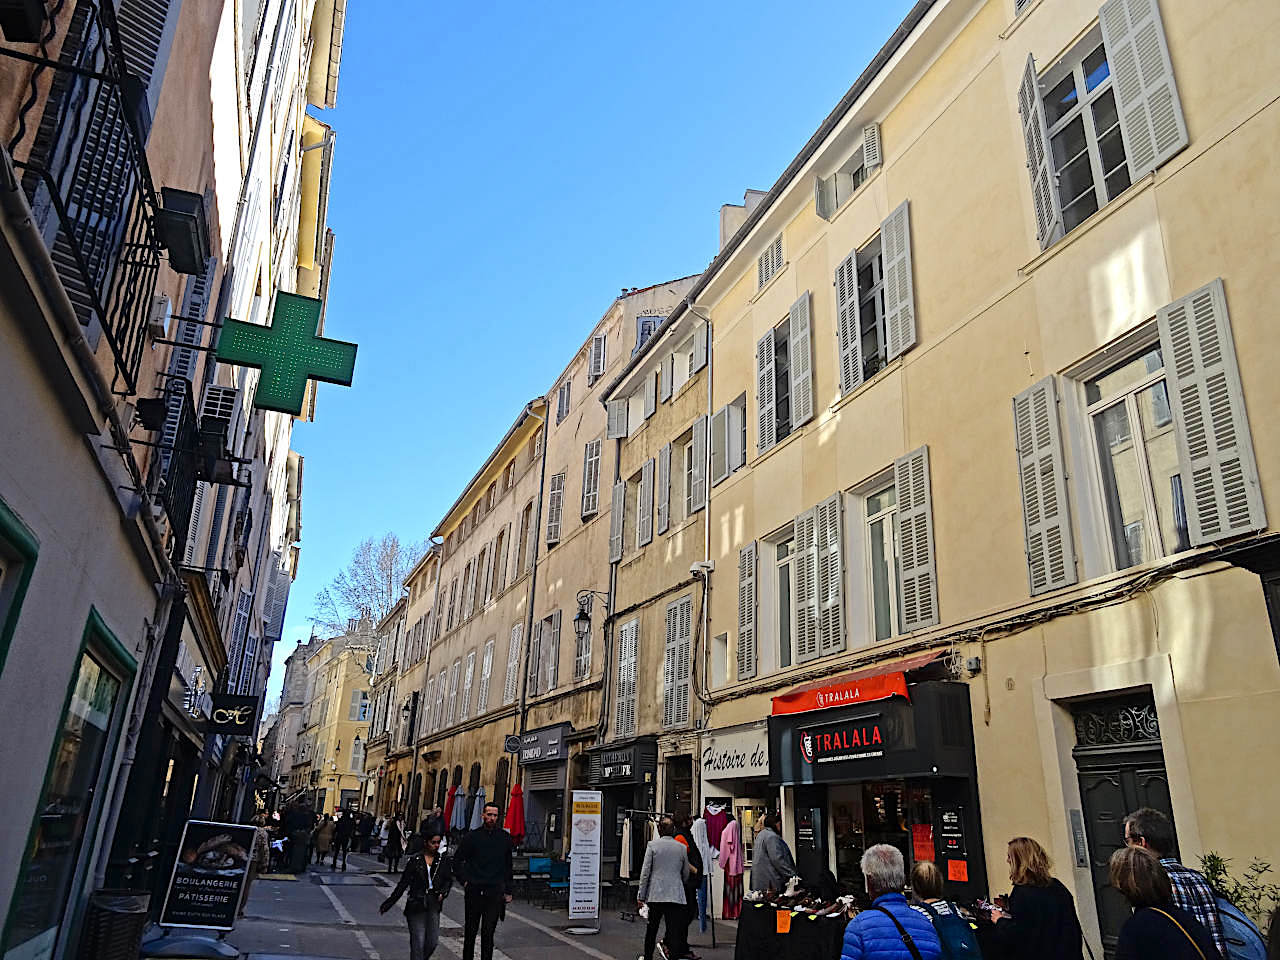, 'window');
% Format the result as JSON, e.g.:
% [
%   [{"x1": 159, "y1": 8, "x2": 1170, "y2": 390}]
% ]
[
  {"x1": 774, "y1": 530, "x2": 797, "y2": 669},
  {"x1": 678, "y1": 416, "x2": 707, "y2": 519},
  {"x1": 856, "y1": 238, "x2": 887, "y2": 380},
  {"x1": 556, "y1": 380, "x2": 572, "y2": 424},
  {"x1": 757, "y1": 294, "x2": 814, "y2": 453},
  {"x1": 461, "y1": 560, "x2": 474, "y2": 619},
  {"x1": 1086, "y1": 345, "x2": 1188, "y2": 569},
  {"x1": 662, "y1": 596, "x2": 692, "y2": 728},
  {"x1": 757, "y1": 234, "x2": 783, "y2": 289},
  {"x1": 609, "y1": 481, "x2": 627, "y2": 563},
  {"x1": 636, "y1": 458, "x2": 654, "y2": 548},
  {"x1": 349, "y1": 689, "x2": 369, "y2": 721},
  {"x1": 445, "y1": 577, "x2": 458, "y2": 630},
  {"x1": 581, "y1": 439, "x2": 602, "y2": 516},
  {"x1": 504, "y1": 459, "x2": 516, "y2": 492},
  {"x1": 634, "y1": 315, "x2": 659, "y2": 355},
  {"x1": 447, "y1": 659, "x2": 460, "y2": 726},
  {"x1": 461, "y1": 650, "x2": 476, "y2": 719},
  {"x1": 492, "y1": 527, "x2": 507, "y2": 597},
  {"x1": 615, "y1": 619, "x2": 638, "y2": 736},
  {"x1": 433, "y1": 668, "x2": 447, "y2": 731},
  {"x1": 487, "y1": 482, "x2": 497, "y2": 511},
  {"x1": 542, "y1": 611, "x2": 561, "y2": 693},
  {"x1": 516, "y1": 500, "x2": 534, "y2": 574},
  {"x1": 531, "y1": 427, "x2": 544, "y2": 460},
  {"x1": 546, "y1": 472, "x2": 566, "y2": 545},
  {"x1": 477, "y1": 637, "x2": 495, "y2": 712},
  {"x1": 815, "y1": 123, "x2": 881, "y2": 220},
  {"x1": 589, "y1": 332, "x2": 607, "y2": 382},
  {"x1": 865, "y1": 482, "x2": 901, "y2": 642},
  {"x1": 711, "y1": 393, "x2": 748, "y2": 486},
  {"x1": 503, "y1": 623, "x2": 522, "y2": 705}
]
